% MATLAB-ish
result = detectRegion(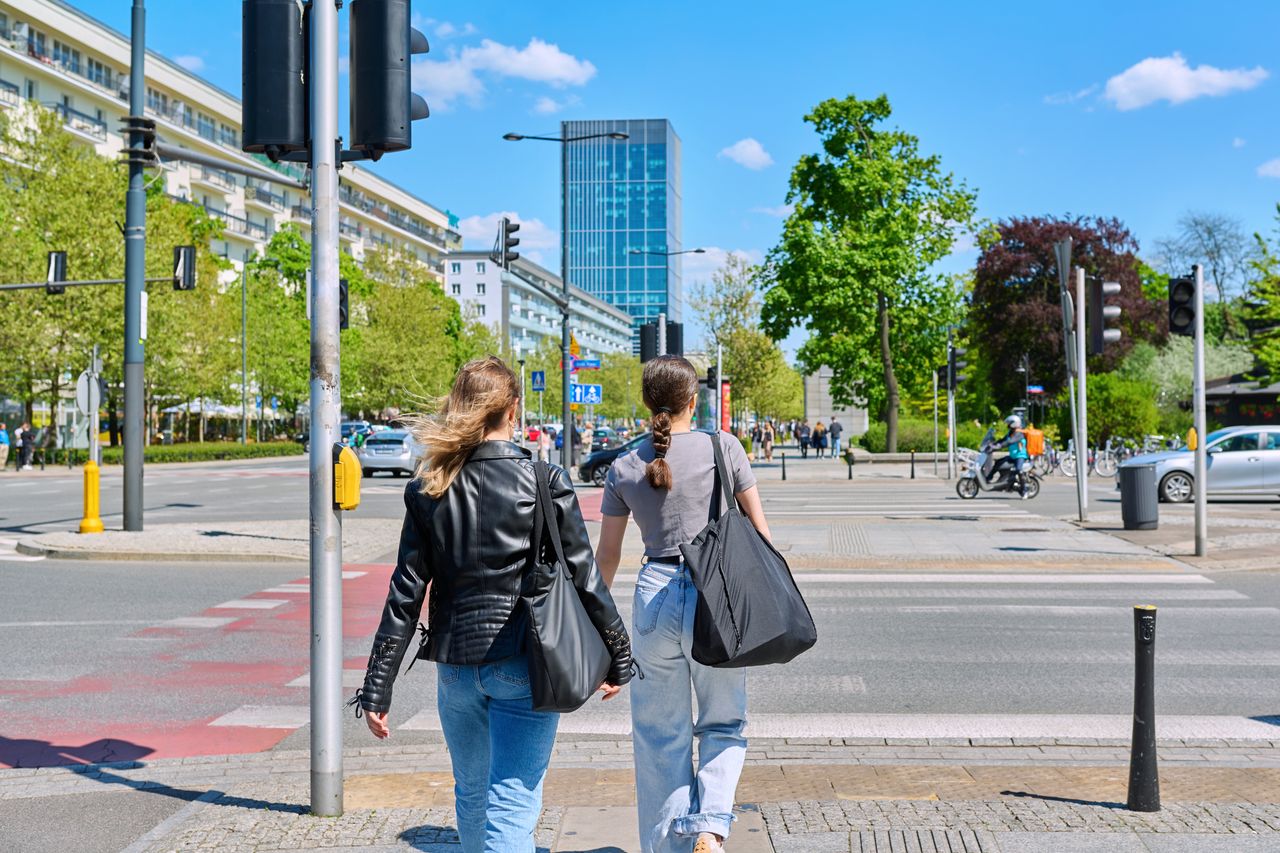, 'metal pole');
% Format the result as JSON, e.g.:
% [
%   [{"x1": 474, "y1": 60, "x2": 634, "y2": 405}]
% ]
[
  {"x1": 1126, "y1": 605, "x2": 1160, "y2": 812},
  {"x1": 933, "y1": 368, "x2": 939, "y2": 476},
  {"x1": 308, "y1": 0, "x2": 343, "y2": 818},
  {"x1": 122, "y1": 0, "x2": 146, "y2": 531},
  {"x1": 715, "y1": 343, "x2": 723, "y2": 432},
  {"x1": 559, "y1": 123, "x2": 573, "y2": 474},
  {"x1": 1193, "y1": 264, "x2": 1208, "y2": 557},
  {"x1": 518, "y1": 360, "x2": 526, "y2": 445},
  {"x1": 657, "y1": 311, "x2": 667, "y2": 357},
  {"x1": 1055, "y1": 239, "x2": 1086, "y2": 522},
  {"x1": 1076, "y1": 267, "x2": 1089, "y2": 521},
  {"x1": 241, "y1": 256, "x2": 248, "y2": 445},
  {"x1": 946, "y1": 335, "x2": 955, "y2": 480},
  {"x1": 91, "y1": 345, "x2": 100, "y2": 467}
]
